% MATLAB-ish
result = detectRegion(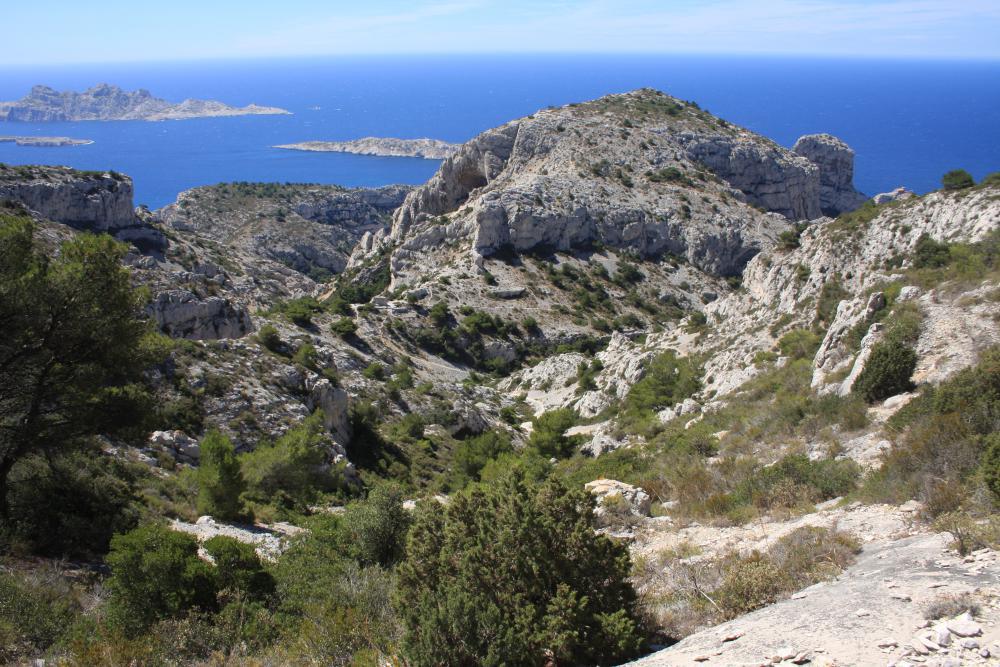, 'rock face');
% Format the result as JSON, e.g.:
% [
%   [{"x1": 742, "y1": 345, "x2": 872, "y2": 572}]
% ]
[
  {"x1": 679, "y1": 131, "x2": 822, "y2": 220},
  {"x1": 149, "y1": 290, "x2": 253, "y2": 340},
  {"x1": 0, "y1": 84, "x2": 289, "y2": 122},
  {"x1": 275, "y1": 137, "x2": 459, "y2": 160},
  {"x1": 357, "y1": 90, "x2": 817, "y2": 284},
  {"x1": 792, "y1": 133, "x2": 868, "y2": 216},
  {"x1": 0, "y1": 163, "x2": 165, "y2": 250},
  {"x1": 156, "y1": 183, "x2": 410, "y2": 300}
]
